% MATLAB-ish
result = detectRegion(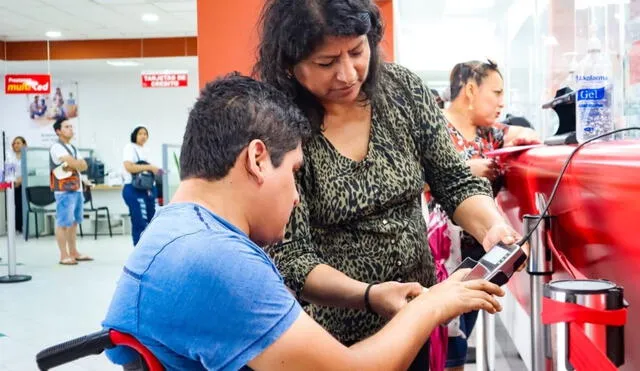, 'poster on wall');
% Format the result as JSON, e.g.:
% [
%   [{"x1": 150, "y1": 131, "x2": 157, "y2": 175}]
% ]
[
  {"x1": 22, "y1": 80, "x2": 80, "y2": 147},
  {"x1": 141, "y1": 70, "x2": 188, "y2": 88},
  {"x1": 4, "y1": 74, "x2": 51, "y2": 94}
]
